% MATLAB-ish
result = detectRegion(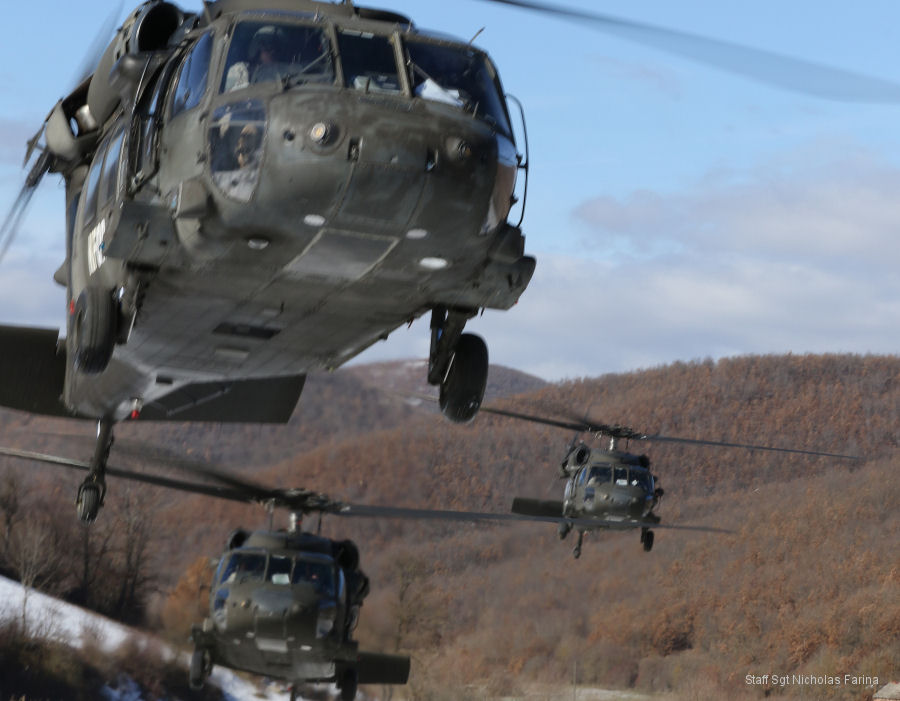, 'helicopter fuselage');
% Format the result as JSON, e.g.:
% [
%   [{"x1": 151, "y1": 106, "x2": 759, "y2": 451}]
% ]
[
  {"x1": 189, "y1": 529, "x2": 404, "y2": 693},
  {"x1": 55, "y1": 0, "x2": 534, "y2": 422}
]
